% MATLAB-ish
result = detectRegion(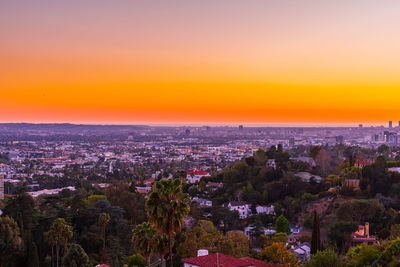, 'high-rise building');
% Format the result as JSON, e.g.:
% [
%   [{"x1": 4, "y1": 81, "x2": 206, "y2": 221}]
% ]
[
  {"x1": 388, "y1": 133, "x2": 398, "y2": 145},
  {"x1": 359, "y1": 124, "x2": 363, "y2": 129},
  {"x1": 0, "y1": 174, "x2": 4, "y2": 200},
  {"x1": 239, "y1": 125, "x2": 244, "y2": 131},
  {"x1": 398, "y1": 121, "x2": 400, "y2": 128},
  {"x1": 389, "y1": 121, "x2": 393, "y2": 128}
]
